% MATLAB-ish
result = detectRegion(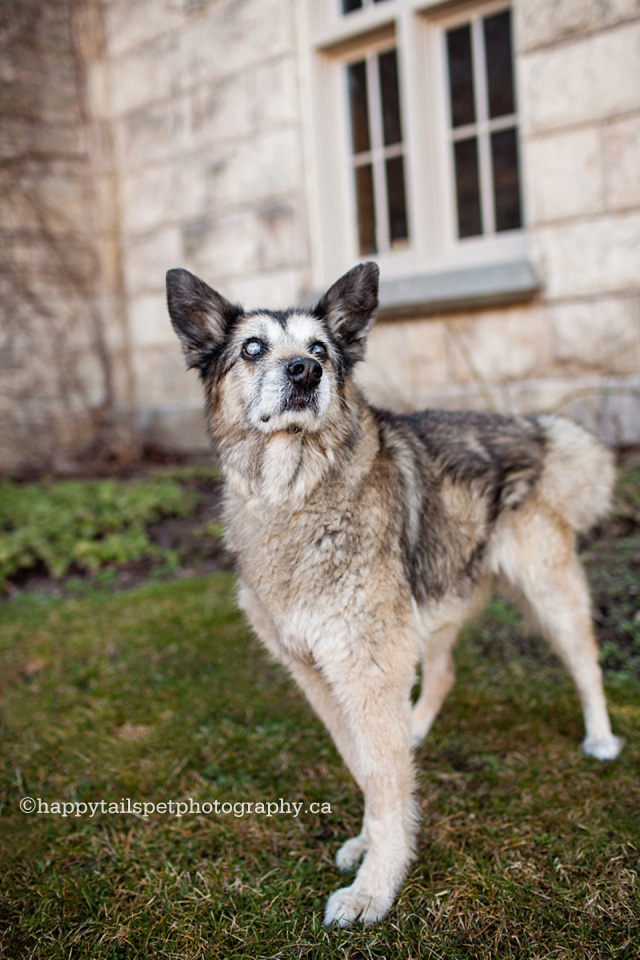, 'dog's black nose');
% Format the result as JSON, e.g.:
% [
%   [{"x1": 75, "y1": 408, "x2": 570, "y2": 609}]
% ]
[{"x1": 286, "y1": 356, "x2": 323, "y2": 390}]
